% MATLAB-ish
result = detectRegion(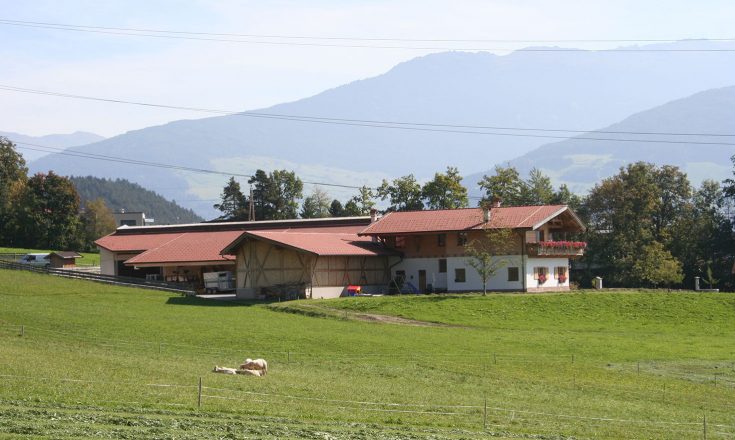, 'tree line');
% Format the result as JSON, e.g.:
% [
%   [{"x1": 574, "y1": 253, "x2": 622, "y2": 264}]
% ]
[
  {"x1": 0, "y1": 138, "x2": 116, "y2": 251},
  {"x1": 215, "y1": 161, "x2": 735, "y2": 291}
]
